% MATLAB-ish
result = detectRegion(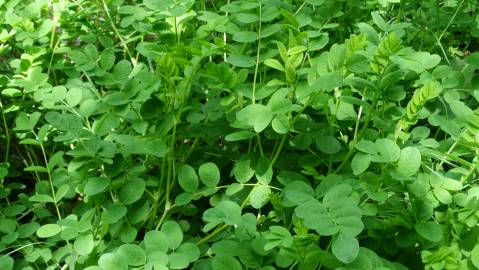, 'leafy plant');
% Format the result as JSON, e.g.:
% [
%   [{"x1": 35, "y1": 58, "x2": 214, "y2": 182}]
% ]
[{"x1": 0, "y1": 0, "x2": 479, "y2": 269}]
